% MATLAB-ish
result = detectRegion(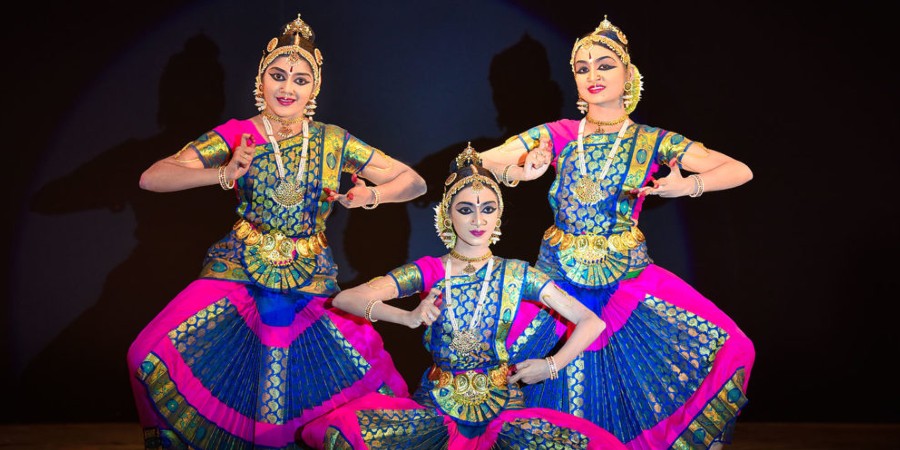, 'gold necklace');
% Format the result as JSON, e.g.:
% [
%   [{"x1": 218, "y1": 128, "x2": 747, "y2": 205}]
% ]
[
  {"x1": 571, "y1": 117, "x2": 631, "y2": 205},
  {"x1": 443, "y1": 258, "x2": 494, "y2": 355},
  {"x1": 261, "y1": 116, "x2": 309, "y2": 208},
  {"x1": 449, "y1": 249, "x2": 493, "y2": 274},
  {"x1": 585, "y1": 112, "x2": 628, "y2": 134},
  {"x1": 262, "y1": 110, "x2": 304, "y2": 139}
]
